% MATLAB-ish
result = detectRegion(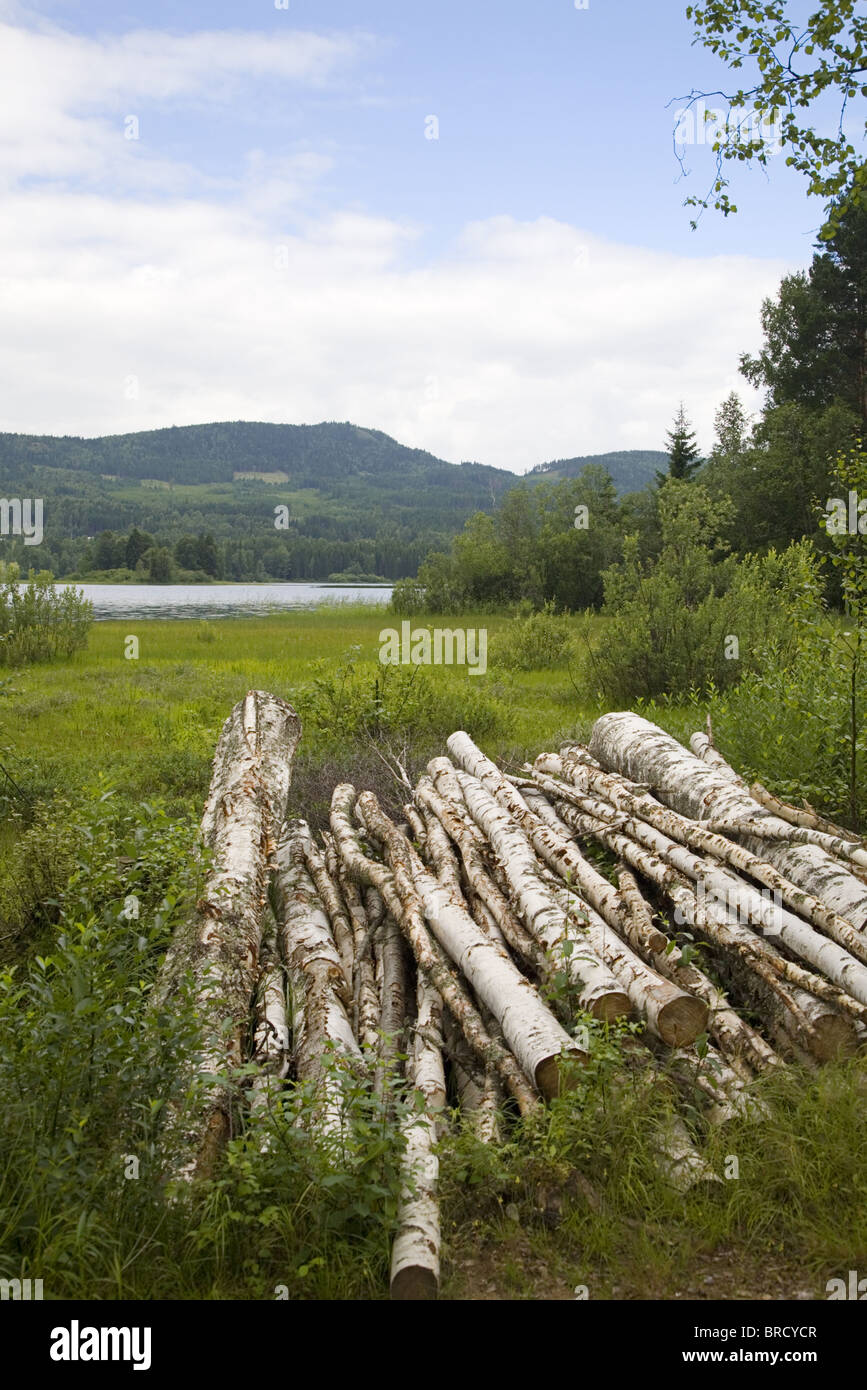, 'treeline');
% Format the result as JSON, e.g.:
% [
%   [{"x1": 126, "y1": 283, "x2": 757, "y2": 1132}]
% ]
[
  {"x1": 0, "y1": 420, "x2": 509, "y2": 489},
  {"x1": 4, "y1": 526, "x2": 431, "y2": 584},
  {"x1": 395, "y1": 184, "x2": 866, "y2": 616}
]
